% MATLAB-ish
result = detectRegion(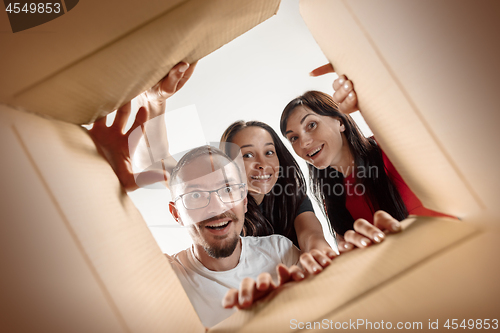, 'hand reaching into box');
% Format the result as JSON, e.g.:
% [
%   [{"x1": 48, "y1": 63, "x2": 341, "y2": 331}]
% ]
[
  {"x1": 222, "y1": 263, "x2": 306, "y2": 310},
  {"x1": 222, "y1": 245, "x2": 340, "y2": 310}
]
